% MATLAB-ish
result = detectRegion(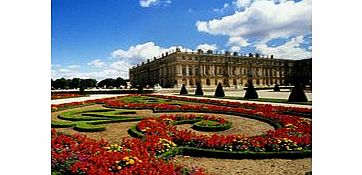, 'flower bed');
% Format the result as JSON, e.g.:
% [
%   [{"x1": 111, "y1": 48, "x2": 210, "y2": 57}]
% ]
[
  {"x1": 51, "y1": 93, "x2": 87, "y2": 100},
  {"x1": 129, "y1": 111, "x2": 311, "y2": 159},
  {"x1": 51, "y1": 130, "x2": 207, "y2": 175}
]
